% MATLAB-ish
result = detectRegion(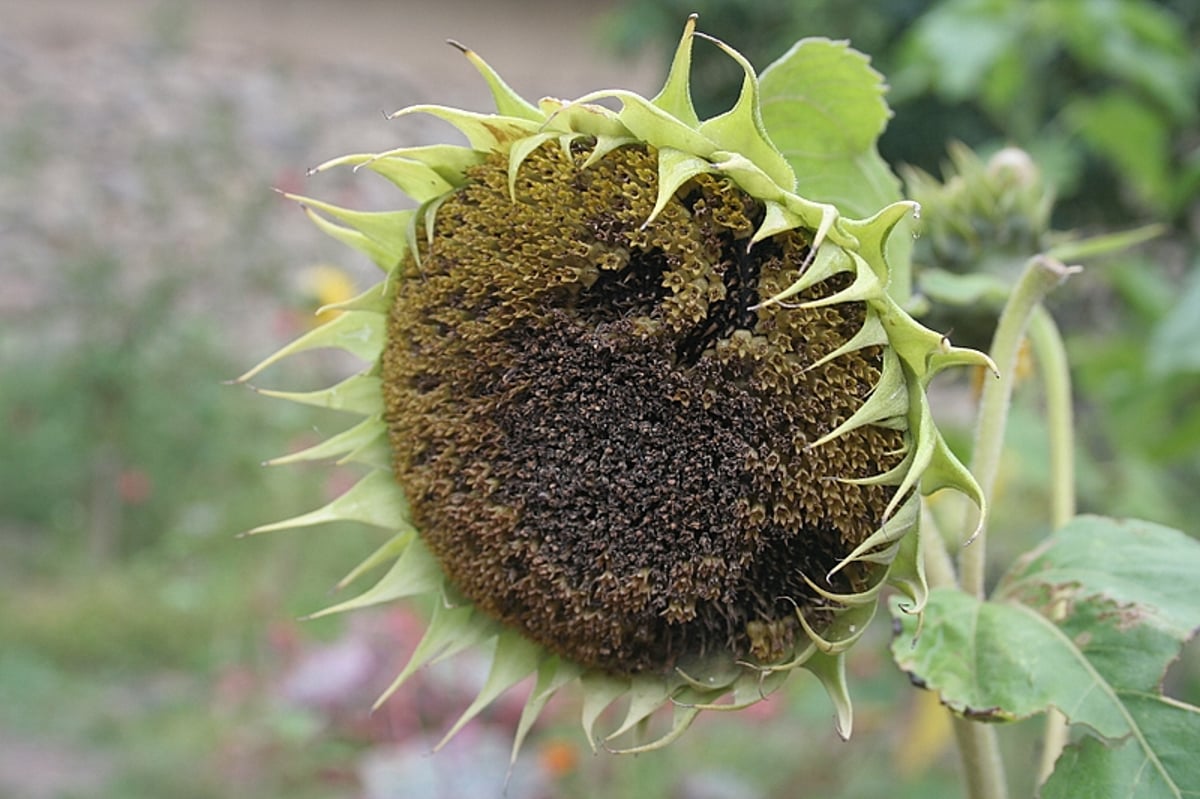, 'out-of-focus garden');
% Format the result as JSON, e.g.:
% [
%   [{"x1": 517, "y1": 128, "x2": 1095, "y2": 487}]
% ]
[{"x1": 1, "y1": 0, "x2": 1196, "y2": 797}]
